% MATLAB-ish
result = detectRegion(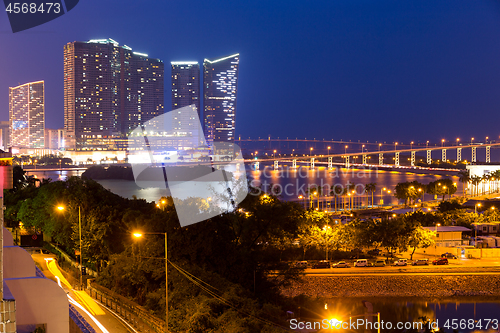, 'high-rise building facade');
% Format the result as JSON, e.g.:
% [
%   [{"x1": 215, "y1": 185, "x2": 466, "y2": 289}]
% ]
[
  {"x1": 64, "y1": 38, "x2": 164, "y2": 150},
  {"x1": 171, "y1": 62, "x2": 200, "y2": 115},
  {"x1": 9, "y1": 81, "x2": 45, "y2": 148},
  {"x1": 0, "y1": 121, "x2": 9, "y2": 151},
  {"x1": 203, "y1": 54, "x2": 239, "y2": 150},
  {"x1": 44, "y1": 128, "x2": 65, "y2": 149}
]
